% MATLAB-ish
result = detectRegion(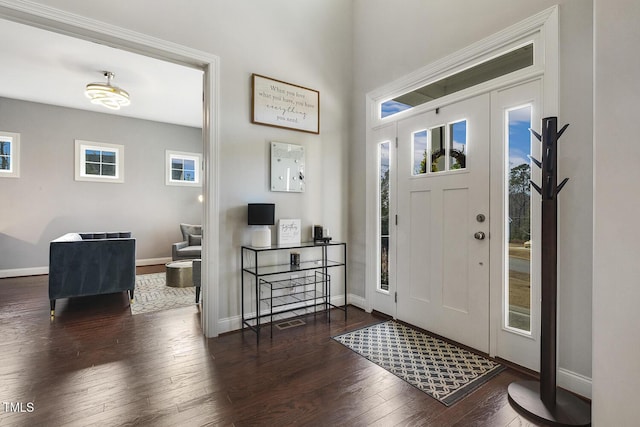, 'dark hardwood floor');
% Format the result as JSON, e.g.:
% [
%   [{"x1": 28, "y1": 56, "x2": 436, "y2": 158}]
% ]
[{"x1": 0, "y1": 267, "x2": 545, "y2": 426}]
